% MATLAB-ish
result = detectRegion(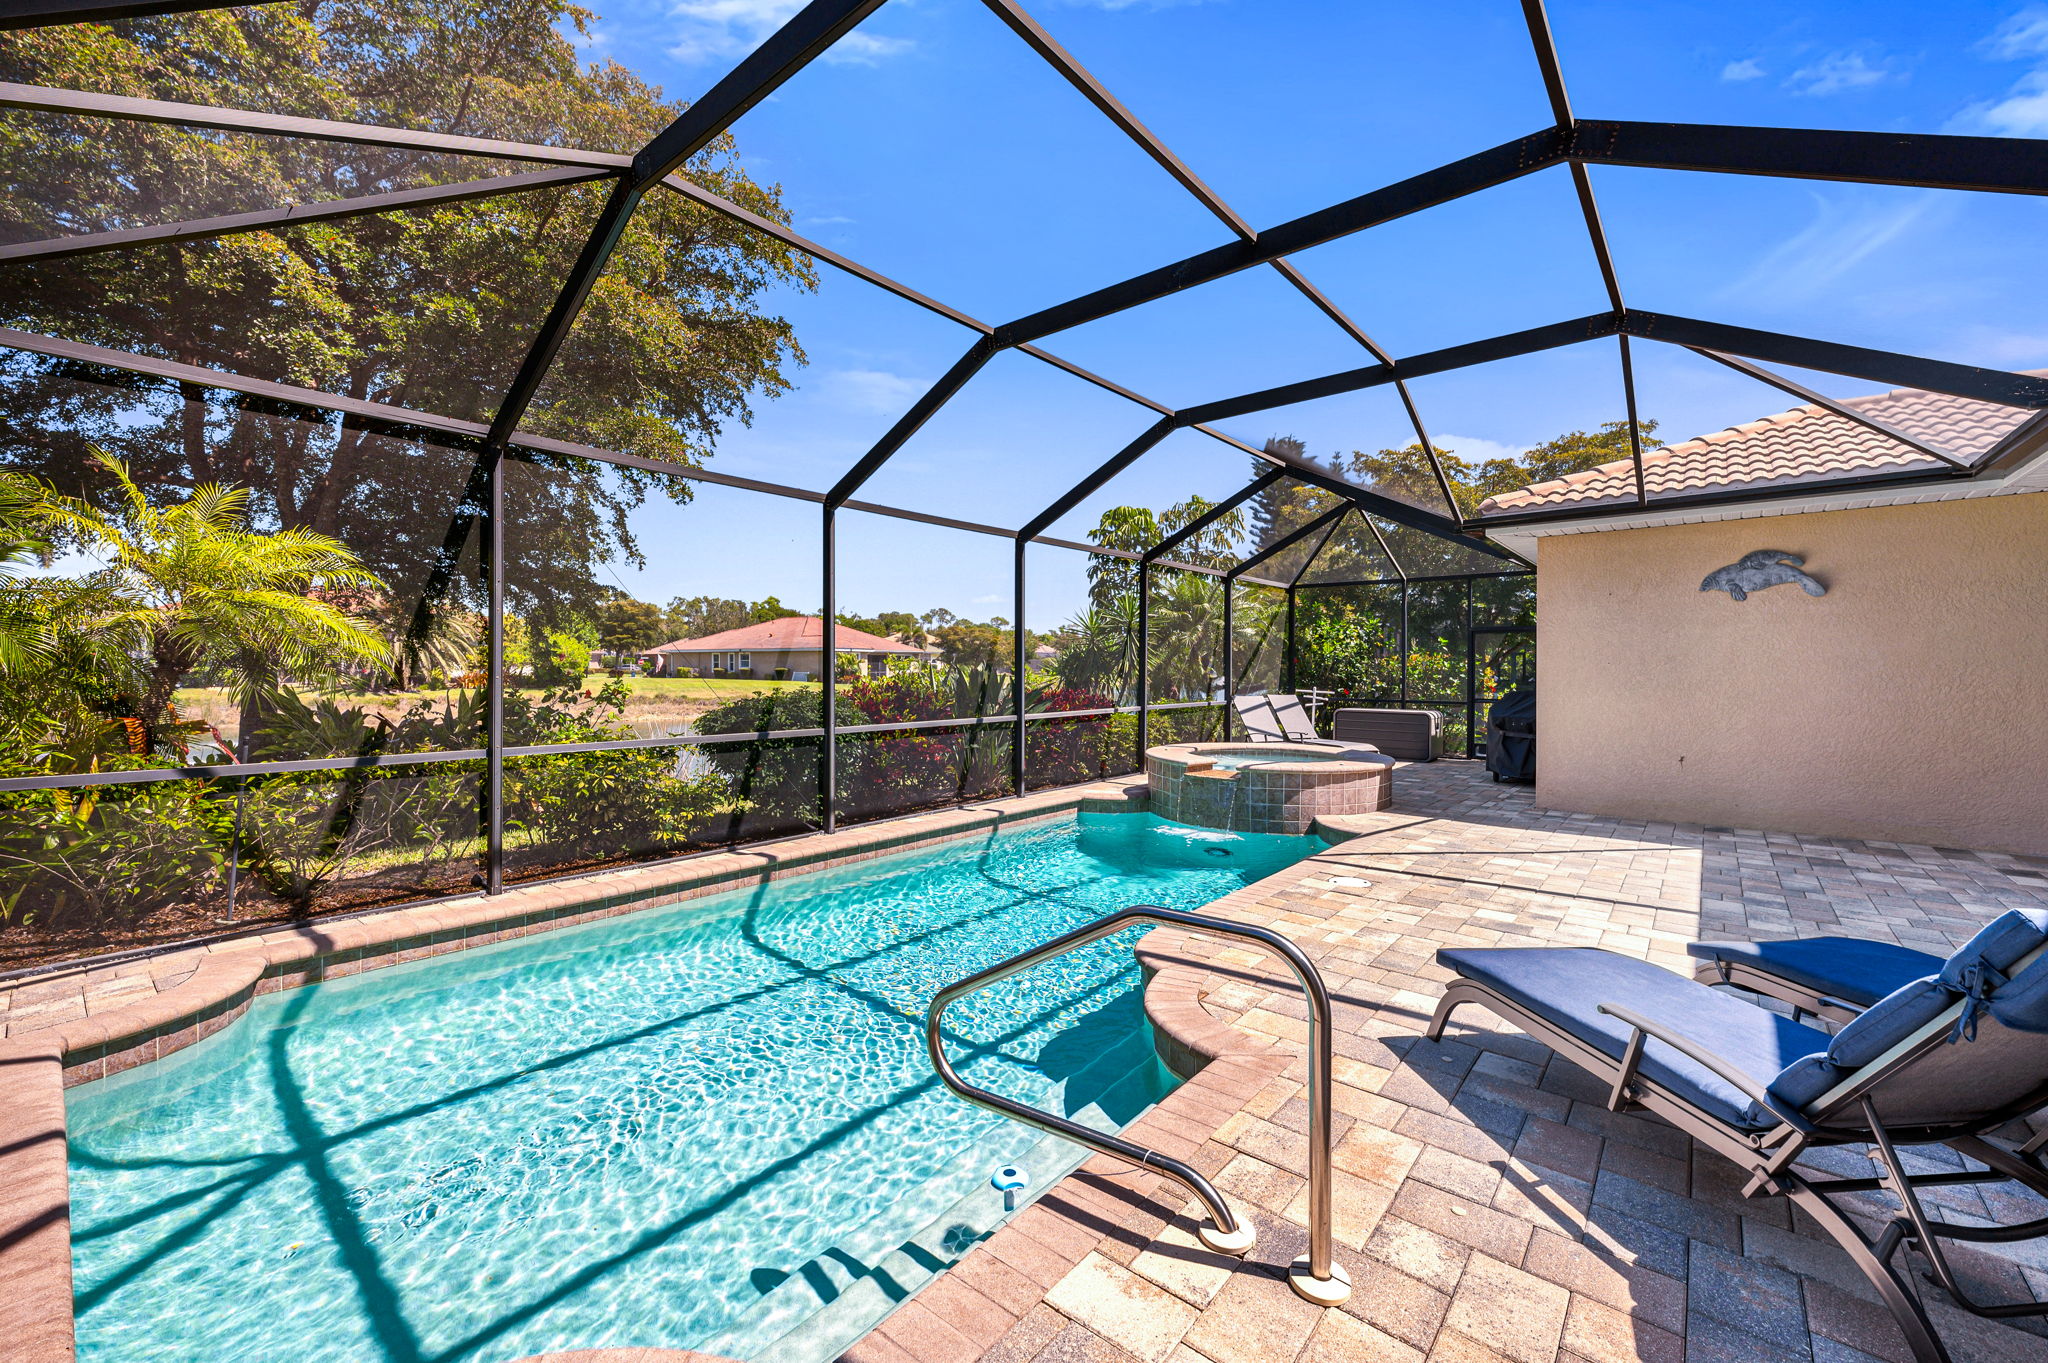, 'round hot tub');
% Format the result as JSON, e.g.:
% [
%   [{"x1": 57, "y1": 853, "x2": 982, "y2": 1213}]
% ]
[{"x1": 1144, "y1": 741, "x2": 1392, "y2": 835}]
